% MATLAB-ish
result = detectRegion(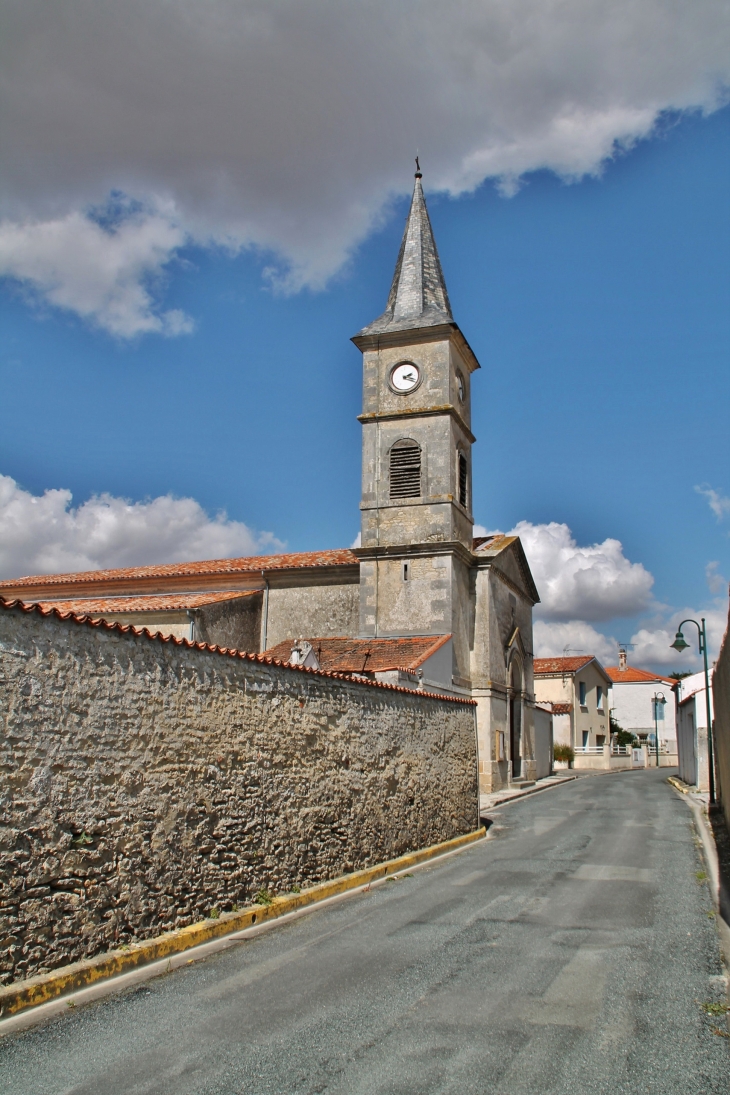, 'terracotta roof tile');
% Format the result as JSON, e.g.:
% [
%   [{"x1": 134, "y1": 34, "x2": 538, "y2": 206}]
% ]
[
  {"x1": 34, "y1": 591, "x2": 258, "y2": 615},
  {"x1": 264, "y1": 635, "x2": 451, "y2": 674},
  {"x1": 533, "y1": 656, "x2": 594, "y2": 675},
  {"x1": 549, "y1": 702, "x2": 574, "y2": 715},
  {"x1": 1, "y1": 538, "x2": 514, "y2": 595},
  {"x1": 0, "y1": 549, "x2": 358, "y2": 590},
  {"x1": 0, "y1": 599, "x2": 473, "y2": 705},
  {"x1": 605, "y1": 666, "x2": 675, "y2": 685}
]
